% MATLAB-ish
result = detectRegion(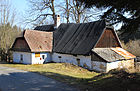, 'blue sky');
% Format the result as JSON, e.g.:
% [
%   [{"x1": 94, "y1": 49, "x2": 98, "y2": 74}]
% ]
[
  {"x1": 11, "y1": 0, "x2": 29, "y2": 29},
  {"x1": 12, "y1": 0, "x2": 28, "y2": 14}
]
